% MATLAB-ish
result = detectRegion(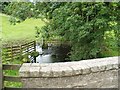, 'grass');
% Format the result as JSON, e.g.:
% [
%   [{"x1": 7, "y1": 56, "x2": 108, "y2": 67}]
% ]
[
  {"x1": 1, "y1": 13, "x2": 45, "y2": 88},
  {"x1": 4, "y1": 70, "x2": 22, "y2": 88},
  {"x1": 1, "y1": 13, "x2": 45, "y2": 45},
  {"x1": 2, "y1": 57, "x2": 23, "y2": 88}
]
